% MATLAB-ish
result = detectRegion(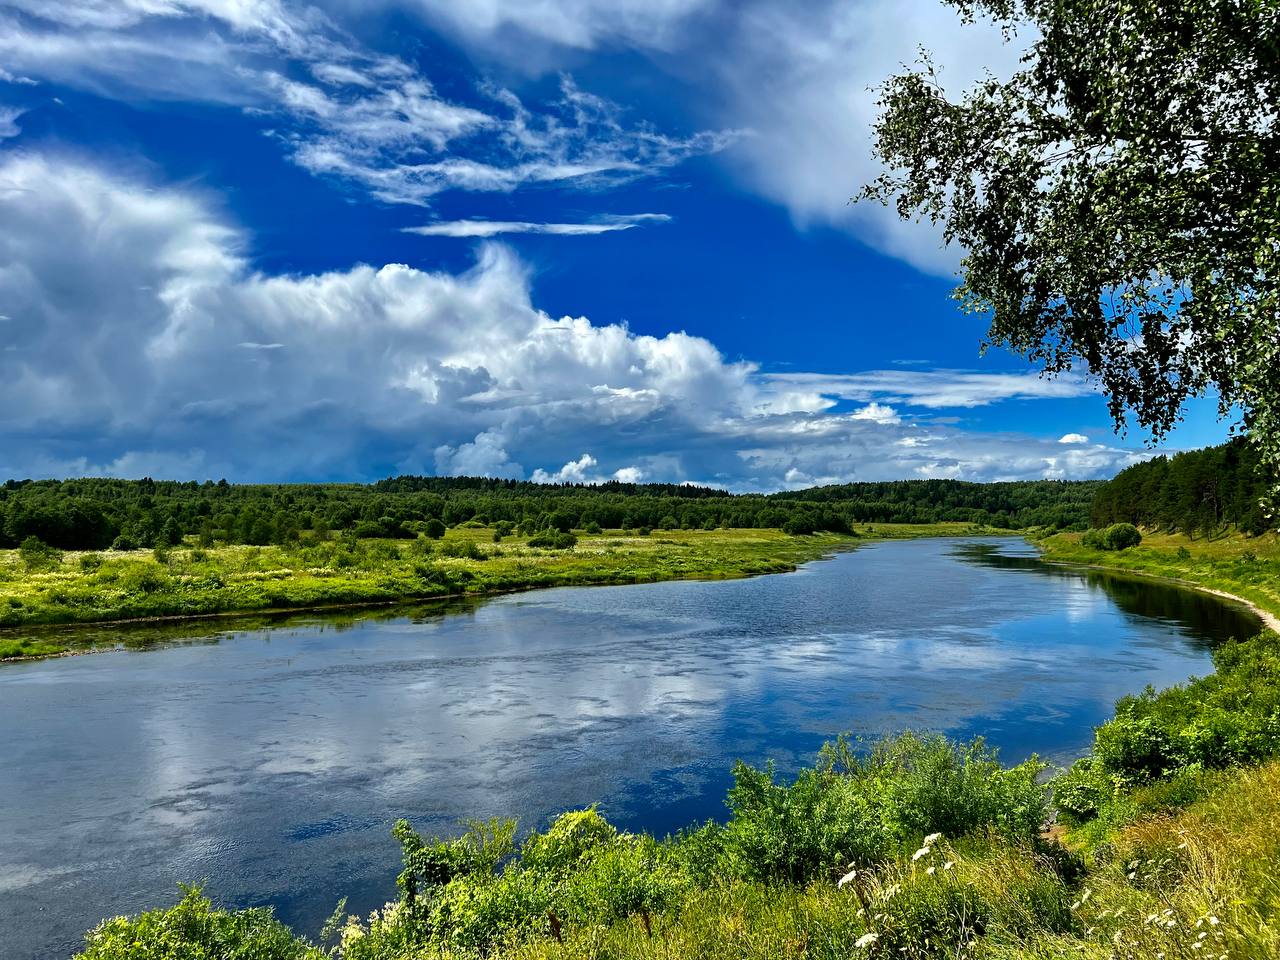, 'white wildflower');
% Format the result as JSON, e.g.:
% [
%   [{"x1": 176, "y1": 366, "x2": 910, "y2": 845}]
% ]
[
  {"x1": 926, "y1": 866, "x2": 936, "y2": 875},
  {"x1": 855, "y1": 932, "x2": 879, "y2": 949},
  {"x1": 923, "y1": 832, "x2": 943, "y2": 845},
  {"x1": 943, "y1": 861, "x2": 954, "y2": 871},
  {"x1": 912, "y1": 846, "x2": 931, "y2": 861},
  {"x1": 838, "y1": 869, "x2": 858, "y2": 888}
]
